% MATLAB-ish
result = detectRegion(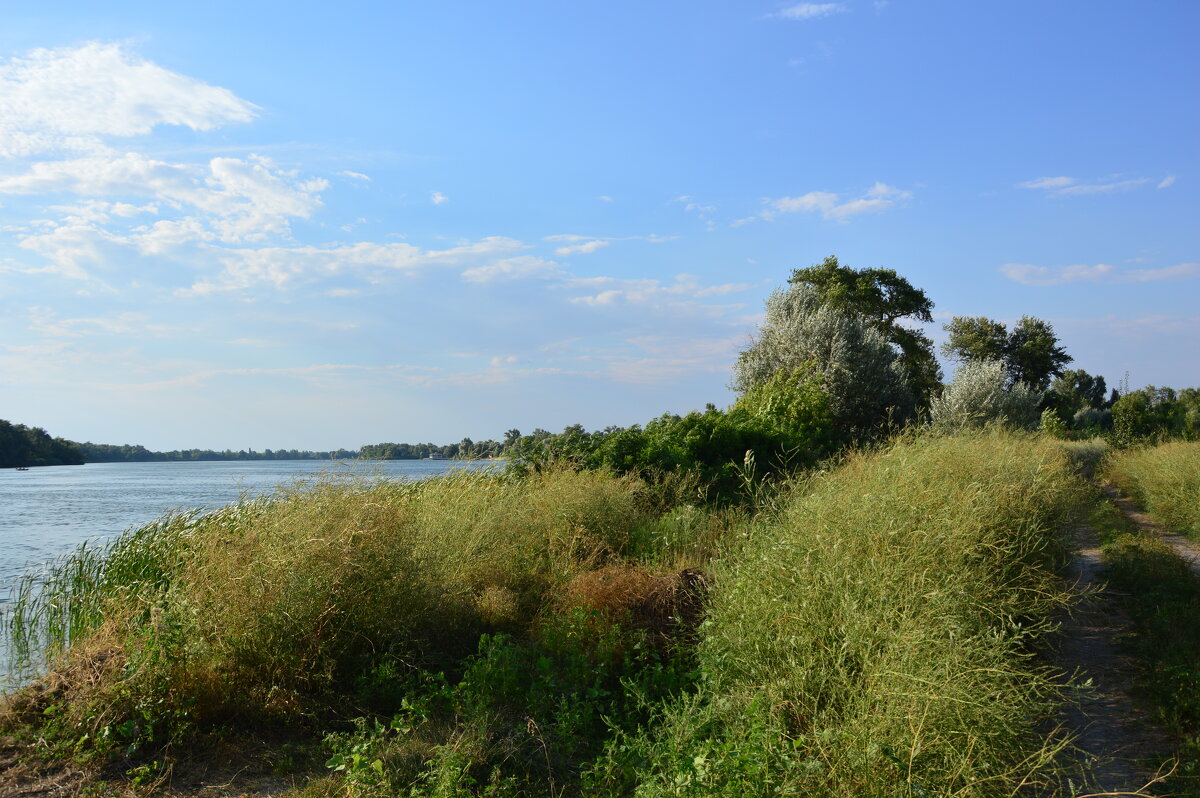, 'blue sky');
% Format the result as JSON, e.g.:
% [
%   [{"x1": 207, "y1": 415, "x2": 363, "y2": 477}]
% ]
[{"x1": 1, "y1": 1, "x2": 1196, "y2": 450}]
